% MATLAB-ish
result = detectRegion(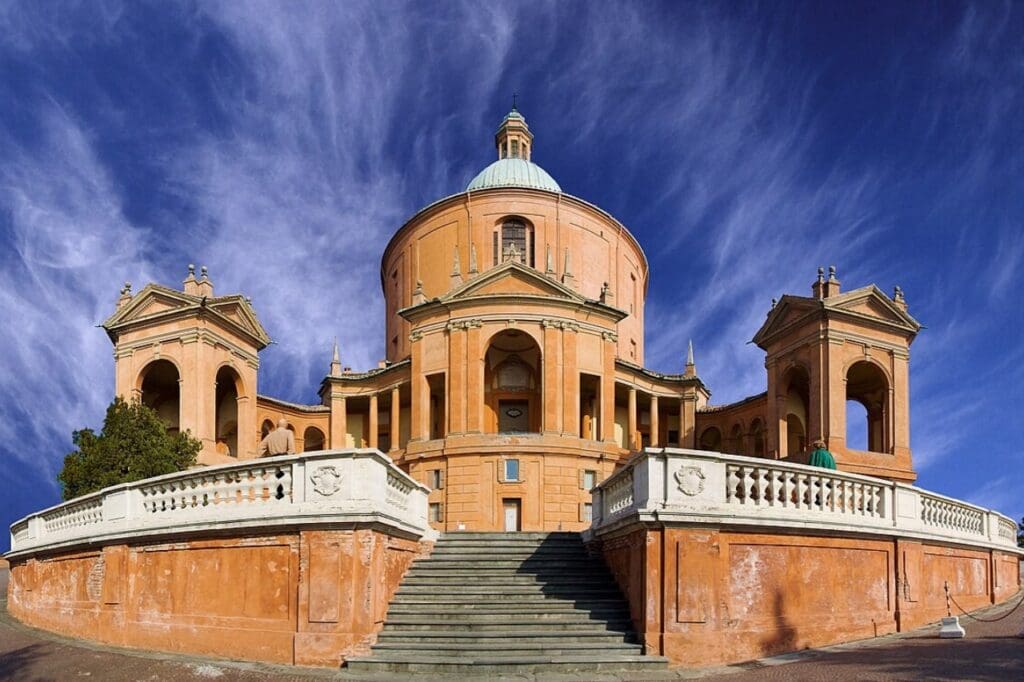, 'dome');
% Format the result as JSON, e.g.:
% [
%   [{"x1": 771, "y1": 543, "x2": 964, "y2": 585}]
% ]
[{"x1": 466, "y1": 158, "x2": 562, "y2": 193}]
